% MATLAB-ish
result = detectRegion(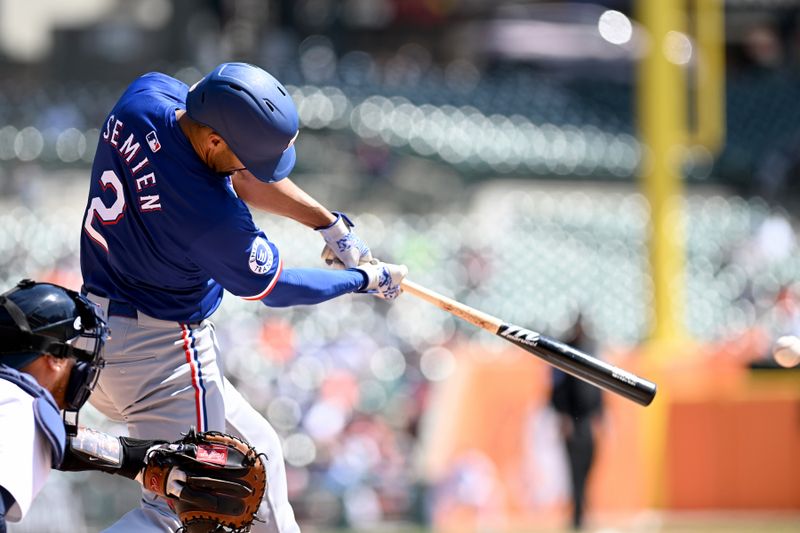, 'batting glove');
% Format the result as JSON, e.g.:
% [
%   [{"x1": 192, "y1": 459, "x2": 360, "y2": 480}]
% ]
[
  {"x1": 354, "y1": 259, "x2": 408, "y2": 300},
  {"x1": 316, "y1": 212, "x2": 373, "y2": 269}
]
